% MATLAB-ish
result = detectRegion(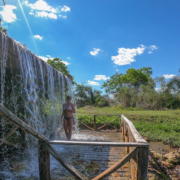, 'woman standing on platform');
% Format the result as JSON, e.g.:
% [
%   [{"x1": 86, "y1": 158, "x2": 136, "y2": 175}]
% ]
[{"x1": 61, "y1": 95, "x2": 75, "y2": 140}]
